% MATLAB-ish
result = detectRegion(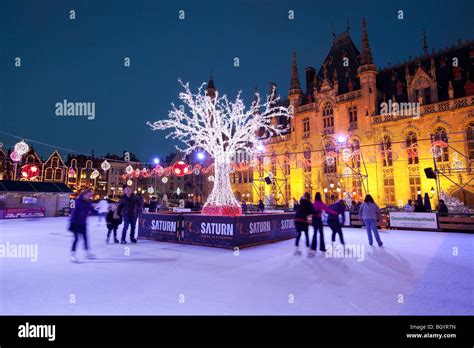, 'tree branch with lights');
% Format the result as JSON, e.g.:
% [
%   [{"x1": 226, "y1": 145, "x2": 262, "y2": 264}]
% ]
[{"x1": 147, "y1": 80, "x2": 290, "y2": 216}]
